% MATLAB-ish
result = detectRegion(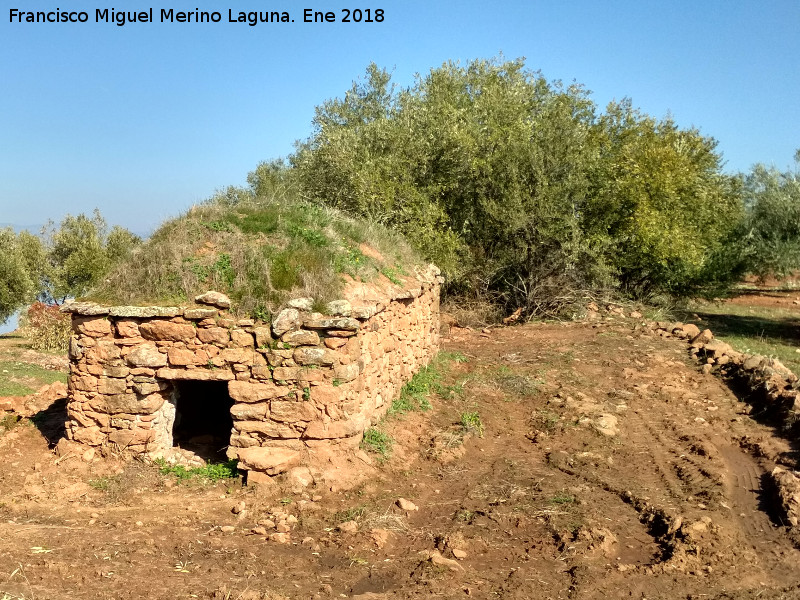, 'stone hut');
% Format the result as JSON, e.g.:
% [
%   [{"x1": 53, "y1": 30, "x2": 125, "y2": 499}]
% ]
[{"x1": 62, "y1": 265, "x2": 441, "y2": 483}]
